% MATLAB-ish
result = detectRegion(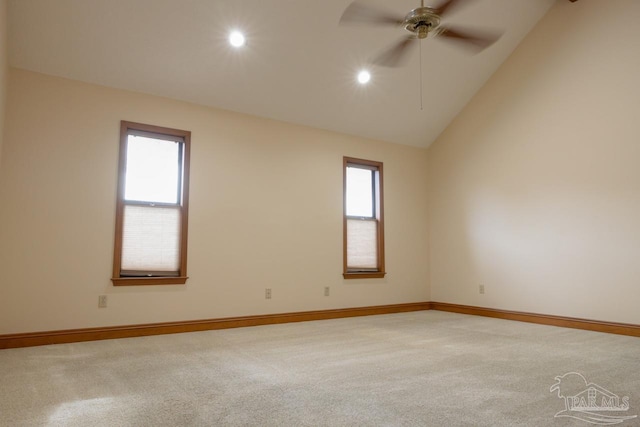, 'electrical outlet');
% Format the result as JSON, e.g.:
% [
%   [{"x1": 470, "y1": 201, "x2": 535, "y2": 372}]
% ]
[
  {"x1": 265, "y1": 288, "x2": 272, "y2": 299},
  {"x1": 324, "y1": 286, "x2": 330, "y2": 297},
  {"x1": 98, "y1": 295, "x2": 108, "y2": 308},
  {"x1": 479, "y1": 284, "x2": 485, "y2": 295}
]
